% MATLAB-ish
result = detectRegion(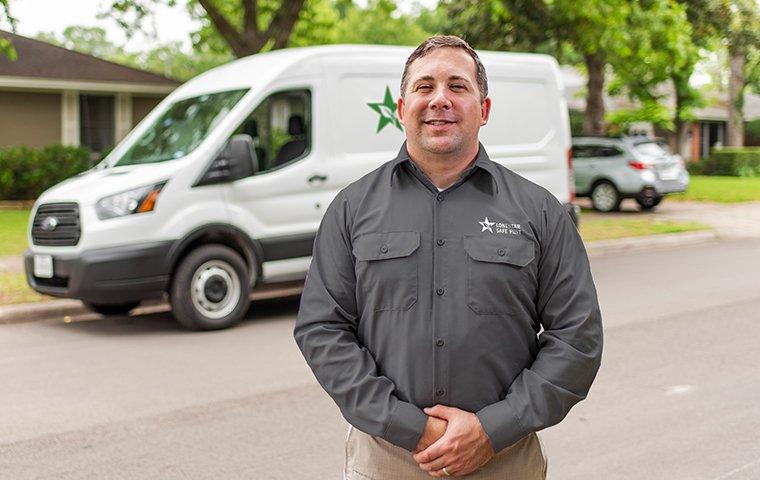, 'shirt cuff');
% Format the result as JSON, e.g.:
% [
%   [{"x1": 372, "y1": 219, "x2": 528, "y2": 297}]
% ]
[
  {"x1": 476, "y1": 399, "x2": 529, "y2": 453},
  {"x1": 382, "y1": 400, "x2": 428, "y2": 451}
]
